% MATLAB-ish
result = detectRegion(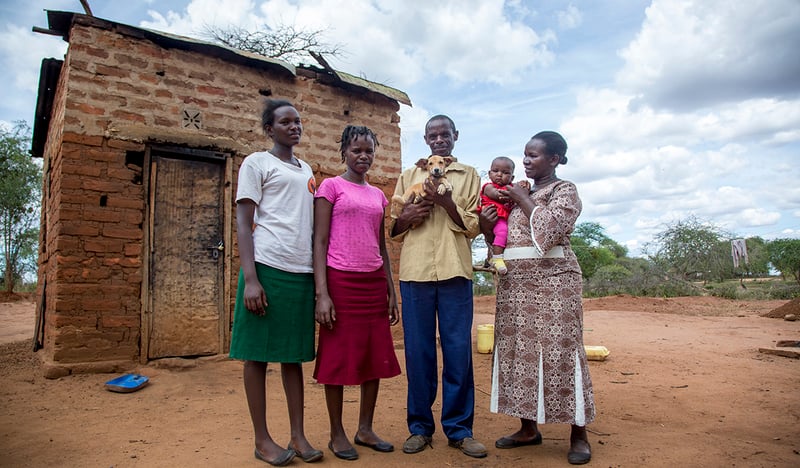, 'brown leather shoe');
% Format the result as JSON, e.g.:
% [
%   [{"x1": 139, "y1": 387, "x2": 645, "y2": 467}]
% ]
[
  {"x1": 448, "y1": 437, "x2": 487, "y2": 458},
  {"x1": 402, "y1": 434, "x2": 432, "y2": 454}
]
